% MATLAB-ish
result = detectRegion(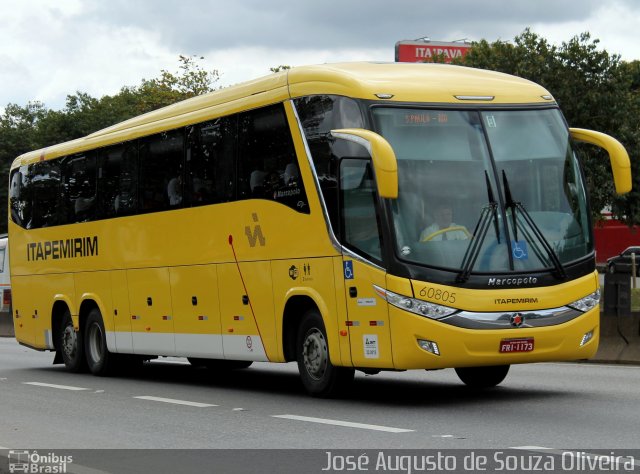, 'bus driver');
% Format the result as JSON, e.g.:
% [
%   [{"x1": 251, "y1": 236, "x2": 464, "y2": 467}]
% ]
[{"x1": 420, "y1": 203, "x2": 470, "y2": 242}]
